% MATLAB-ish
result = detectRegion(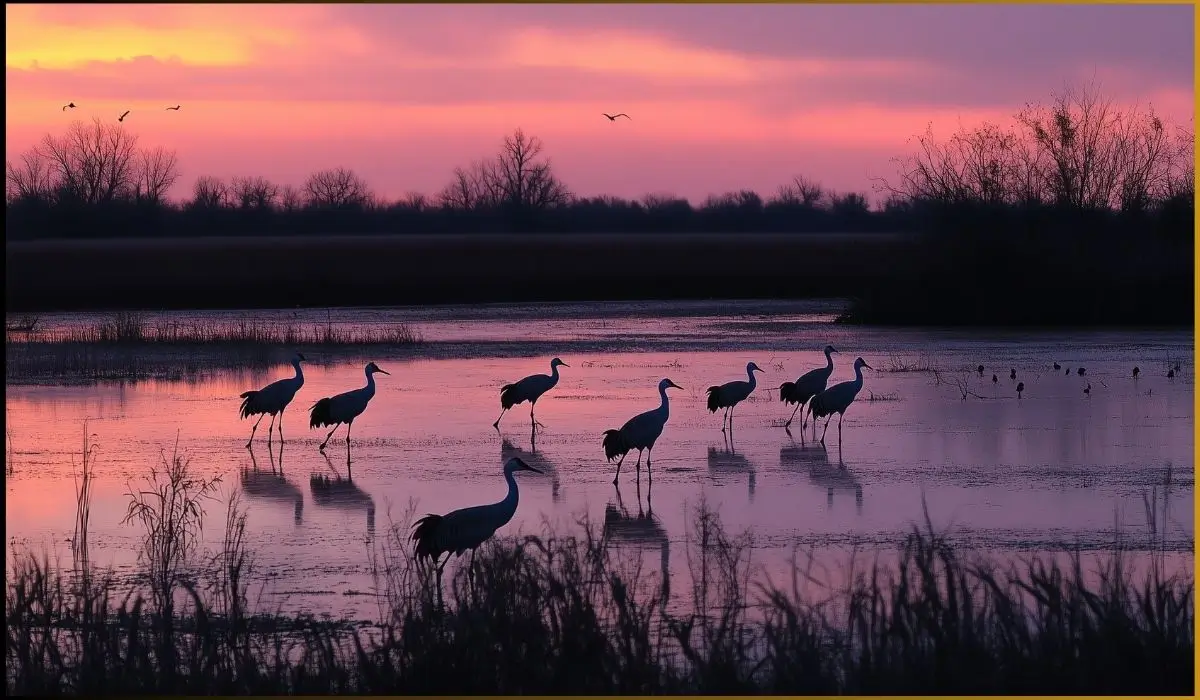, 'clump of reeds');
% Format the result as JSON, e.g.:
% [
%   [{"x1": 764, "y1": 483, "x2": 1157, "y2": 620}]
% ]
[{"x1": 881, "y1": 352, "x2": 937, "y2": 373}]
